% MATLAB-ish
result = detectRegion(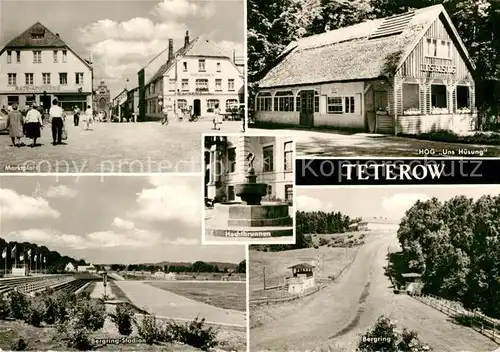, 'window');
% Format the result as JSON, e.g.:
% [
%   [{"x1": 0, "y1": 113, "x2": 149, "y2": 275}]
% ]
[
  {"x1": 226, "y1": 99, "x2": 238, "y2": 111},
  {"x1": 152, "y1": 83, "x2": 156, "y2": 94},
  {"x1": 403, "y1": 83, "x2": 419, "y2": 114},
  {"x1": 183, "y1": 62, "x2": 187, "y2": 71},
  {"x1": 216, "y1": 62, "x2": 221, "y2": 72},
  {"x1": 15, "y1": 51, "x2": 20, "y2": 63},
  {"x1": 430, "y1": 84, "x2": 447, "y2": 113},
  {"x1": 62, "y1": 50, "x2": 67, "y2": 63},
  {"x1": 7, "y1": 96, "x2": 19, "y2": 106},
  {"x1": 42, "y1": 73, "x2": 51, "y2": 85},
  {"x1": 263, "y1": 145, "x2": 274, "y2": 172},
  {"x1": 285, "y1": 185, "x2": 293, "y2": 204},
  {"x1": 7, "y1": 74, "x2": 16, "y2": 86},
  {"x1": 425, "y1": 38, "x2": 451, "y2": 59},
  {"x1": 274, "y1": 91, "x2": 294, "y2": 112},
  {"x1": 53, "y1": 50, "x2": 58, "y2": 63},
  {"x1": 59, "y1": 73, "x2": 68, "y2": 85},
  {"x1": 227, "y1": 185, "x2": 235, "y2": 201},
  {"x1": 284, "y1": 141, "x2": 293, "y2": 171},
  {"x1": 266, "y1": 185, "x2": 273, "y2": 197},
  {"x1": 345, "y1": 97, "x2": 355, "y2": 114},
  {"x1": 75, "y1": 72, "x2": 84, "y2": 85},
  {"x1": 198, "y1": 59, "x2": 206, "y2": 72},
  {"x1": 256, "y1": 92, "x2": 272, "y2": 111},
  {"x1": 6, "y1": 51, "x2": 11, "y2": 64},
  {"x1": 33, "y1": 51, "x2": 41, "y2": 63},
  {"x1": 195, "y1": 79, "x2": 208, "y2": 91},
  {"x1": 207, "y1": 99, "x2": 219, "y2": 111},
  {"x1": 169, "y1": 79, "x2": 176, "y2": 92},
  {"x1": 26, "y1": 95, "x2": 35, "y2": 106},
  {"x1": 25, "y1": 73, "x2": 34, "y2": 85},
  {"x1": 215, "y1": 79, "x2": 222, "y2": 91},
  {"x1": 314, "y1": 91, "x2": 319, "y2": 112},
  {"x1": 228, "y1": 79, "x2": 235, "y2": 91},
  {"x1": 228, "y1": 147, "x2": 236, "y2": 173},
  {"x1": 177, "y1": 99, "x2": 187, "y2": 111},
  {"x1": 181, "y1": 79, "x2": 189, "y2": 91},
  {"x1": 296, "y1": 93, "x2": 301, "y2": 112},
  {"x1": 457, "y1": 85, "x2": 471, "y2": 111},
  {"x1": 327, "y1": 97, "x2": 343, "y2": 114}
]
